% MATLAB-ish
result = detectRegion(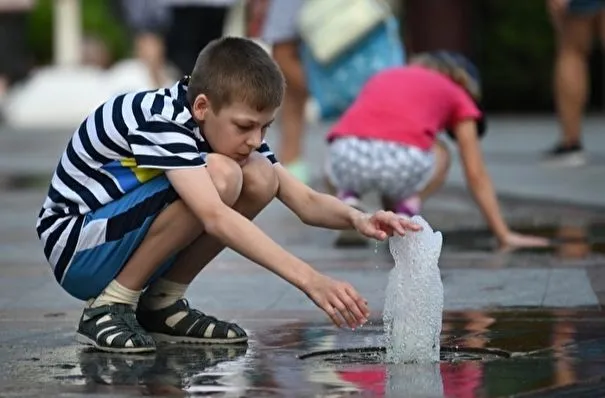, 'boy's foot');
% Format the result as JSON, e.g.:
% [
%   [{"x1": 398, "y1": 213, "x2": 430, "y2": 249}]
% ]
[
  {"x1": 76, "y1": 303, "x2": 156, "y2": 354},
  {"x1": 542, "y1": 142, "x2": 586, "y2": 167},
  {"x1": 136, "y1": 299, "x2": 248, "y2": 344},
  {"x1": 334, "y1": 195, "x2": 369, "y2": 247}
]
